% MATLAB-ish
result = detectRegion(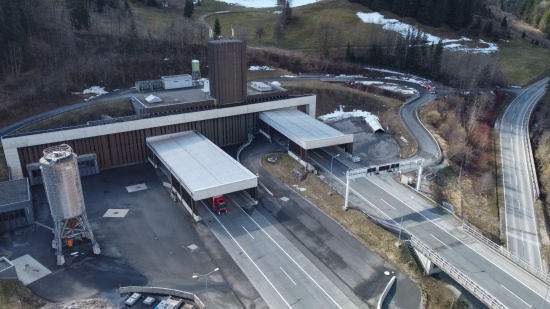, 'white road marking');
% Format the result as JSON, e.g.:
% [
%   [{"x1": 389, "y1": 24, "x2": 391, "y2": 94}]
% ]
[
  {"x1": 231, "y1": 198, "x2": 344, "y2": 309},
  {"x1": 360, "y1": 178, "x2": 549, "y2": 300},
  {"x1": 380, "y1": 198, "x2": 396, "y2": 210},
  {"x1": 242, "y1": 226, "x2": 255, "y2": 239},
  {"x1": 431, "y1": 234, "x2": 452, "y2": 250},
  {"x1": 507, "y1": 231, "x2": 540, "y2": 246},
  {"x1": 500, "y1": 284, "x2": 532, "y2": 308},
  {"x1": 280, "y1": 267, "x2": 297, "y2": 285},
  {"x1": 204, "y1": 204, "x2": 292, "y2": 308},
  {"x1": 319, "y1": 148, "x2": 353, "y2": 170}
]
